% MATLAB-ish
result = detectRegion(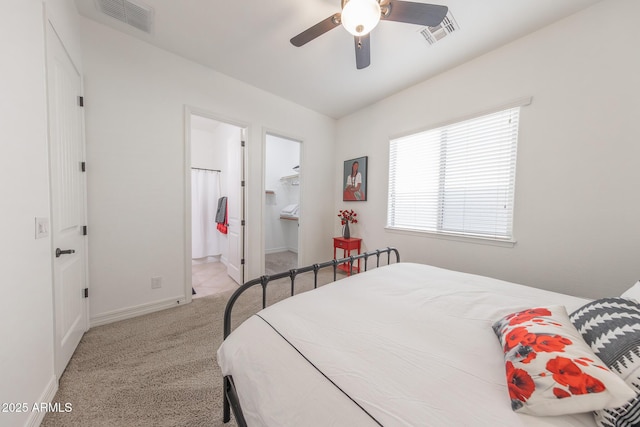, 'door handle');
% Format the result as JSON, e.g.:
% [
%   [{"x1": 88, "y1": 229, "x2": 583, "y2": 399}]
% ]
[{"x1": 56, "y1": 248, "x2": 76, "y2": 258}]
